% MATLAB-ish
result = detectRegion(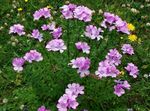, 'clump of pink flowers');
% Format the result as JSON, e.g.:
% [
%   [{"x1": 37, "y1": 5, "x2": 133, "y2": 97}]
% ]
[
  {"x1": 95, "y1": 49, "x2": 122, "y2": 78},
  {"x1": 114, "y1": 80, "x2": 131, "y2": 97},
  {"x1": 12, "y1": 58, "x2": 25, "y2": 72},
  {"x1": 52, "y1": 27, "x2": 62, "y2": 39},
  {"x1": 95, "y1": 48, "x2": 136, "y2": 79},
  {"x1": 84, "y1": 25, "x2": 103, "y2": 41},
  {"x1": 12, "y1": 50, "x2": 43, "y2": 72},
  {"x1": 95, "y1": 60, "x2": 120, "y2": 78},
  {"x1": 41, "y1": 22, "x2": 56, "y2": 31},
  {"x1": 61, "y1": 4, "x2": 77, "y2": 19},
  {"x1": 95, "y1": 46, "x2": 139, "y2": 96},
  {"x1": 101, "y1": 12, "x2": 130, "y2": 34},
  {"x1": 31, "y1": 29, "x2": 43, "y2": 42},
  {"x1": 75, "y1": 42, "x2": 90, "y2": 54},
  {"x1": 65, "y1": 83, "x2": 84, "y2": 96},
  {"x1": 9, "y1": 24, "x2": 25, "y2": 36},
  {"x1": 74, "y1": 6, "x2": 93, "y2": 22},
  {"x1": 38, "y1": 106, "x2": 50, "y2": 111},
  {"x1": 105, "y1": 49, "x2": 122, "y2": 66},
  {"x1": 33, "y1": 7, "x2": 51, "y2": 20},
  {"x1": 41, "y1": 22, "x2": 62, "y2": 39},
  {"x1": 24, "y1": 50, "x2": 43, "y2": 63},
  {"x1": 69, "y1": 57, "x2": 91, "y2": 77},
  {"x1": 46, "y1": 39, "x2": 67, "y2": 53},
  {"x1": 121, "y1": 44, "x2": 134, "y2": 55},
  {"x1": 57, "y1": 83, "x2": 84, "y2": 111},
  {"x1": 125, "y1": 63, "x2": 139, "y2": 78},
  {"x1": 61, "y1": 4, "x2": 93, "y2": 22}
]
